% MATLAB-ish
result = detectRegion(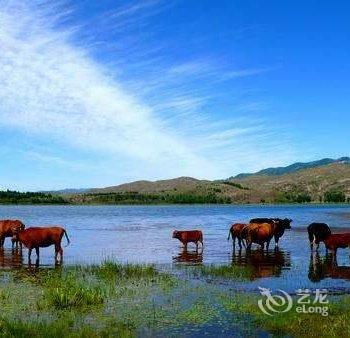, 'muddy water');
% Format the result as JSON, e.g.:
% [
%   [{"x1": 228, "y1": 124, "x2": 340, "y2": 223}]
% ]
[{"x1": 1, "y1": 204, "x2": 350, "y2": 292}]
